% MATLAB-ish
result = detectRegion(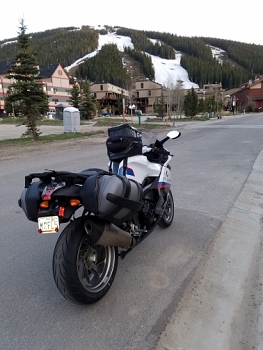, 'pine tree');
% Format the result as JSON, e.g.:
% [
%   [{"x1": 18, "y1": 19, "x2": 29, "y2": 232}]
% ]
[
  {"x1": 96, "y1": 100, "x2": 101, "y2": 116},
  {"x1": 198, "y1": 98, "x2": 205, "y2": 115},
  {"x1": 184, "y1": 87, "x2": 198, "y2": 118},
  {"x1": 5, "y1": 19, "x2": 49, "y2": 140},
  {"x1": 80, "y1": 80, "x2": 96, "y2": 119},
  {"x1": 69, "y1": 83, "x2": 81, "y2": 108},
  {"x1": 153, "y1": 88, "x2": 166, "y2": 119}
]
